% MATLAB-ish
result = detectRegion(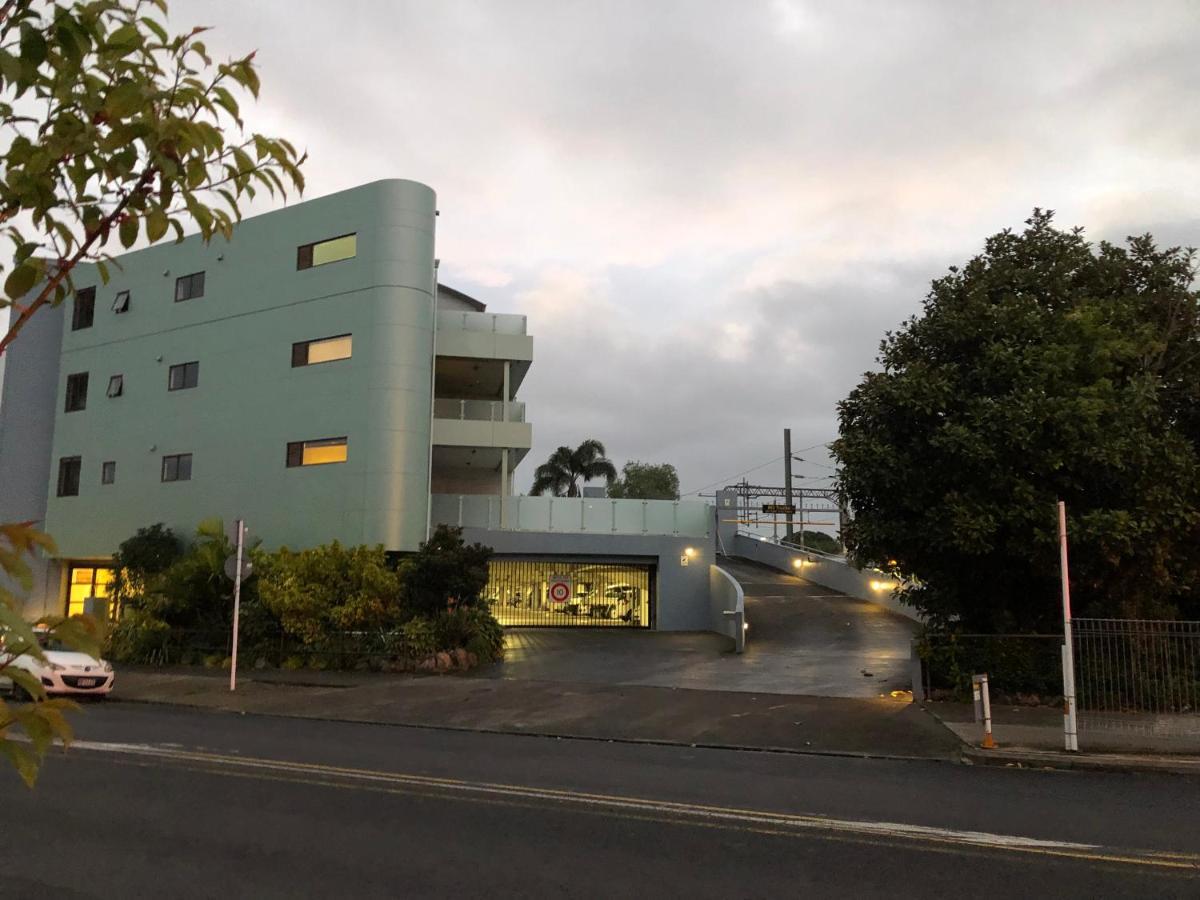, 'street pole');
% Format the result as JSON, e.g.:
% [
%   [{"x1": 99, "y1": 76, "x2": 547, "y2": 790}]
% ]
[
  {"x1": 783, "y1": 429, "x2": 794, "y2": 541},
  {"x1": 1057, "y1": 501, "x2": 1079, "y2": 752},
  {"x1": 230, "y1": 518, "x2": 244, "y2": 693}
]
